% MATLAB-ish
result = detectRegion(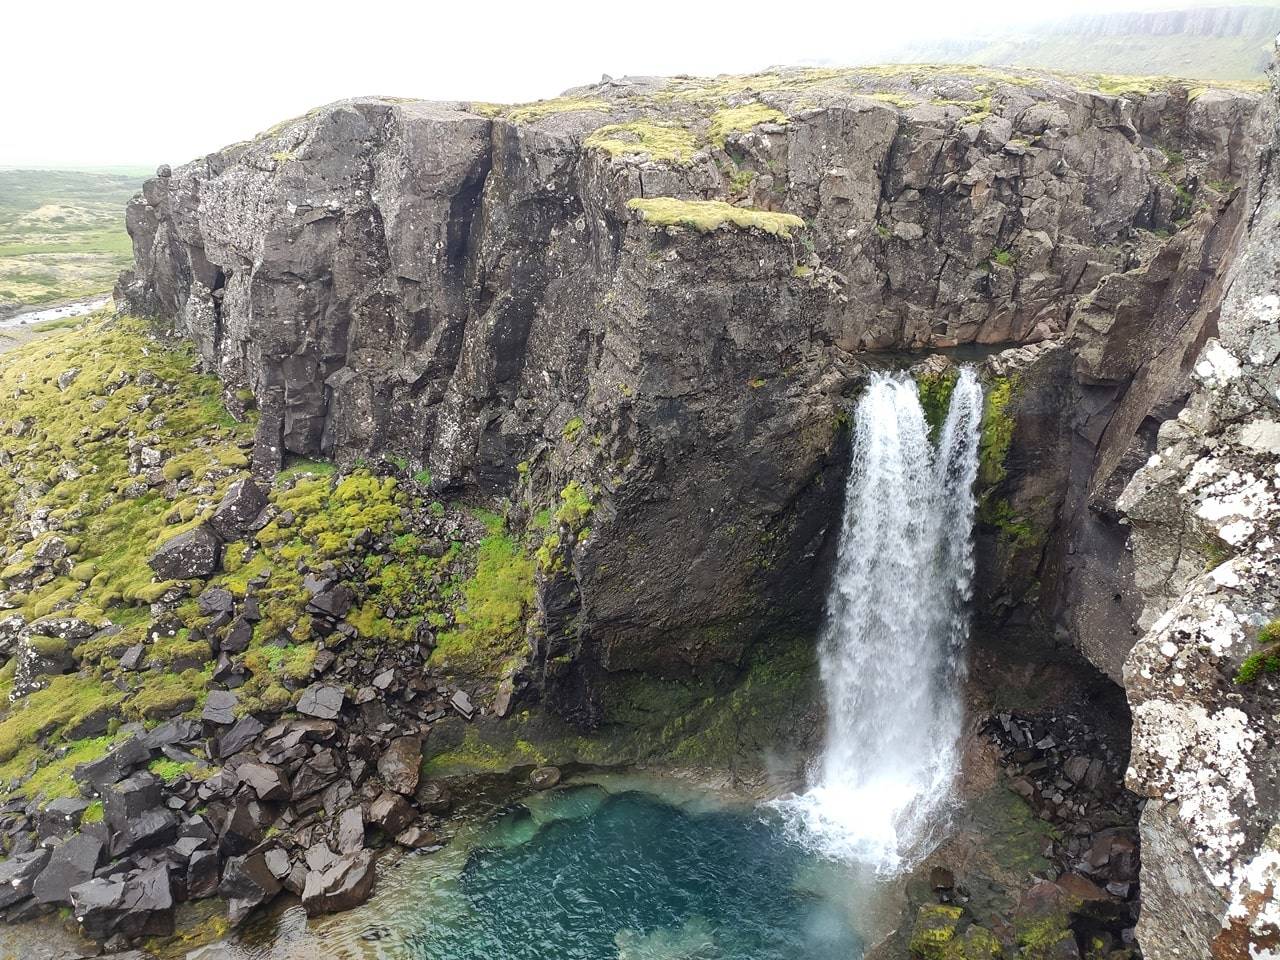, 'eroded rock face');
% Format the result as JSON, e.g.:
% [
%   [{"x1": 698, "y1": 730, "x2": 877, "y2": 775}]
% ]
[
  {"x1": 117, "y1": 69, "x2": 1261, "y2": 722},
  {"x1": 1109, "y1": 77, "x2": 1280, "y2": 960}
]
